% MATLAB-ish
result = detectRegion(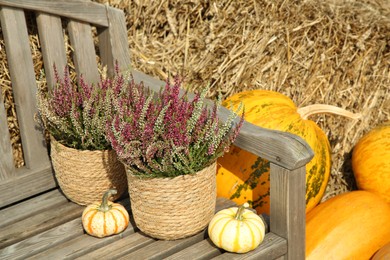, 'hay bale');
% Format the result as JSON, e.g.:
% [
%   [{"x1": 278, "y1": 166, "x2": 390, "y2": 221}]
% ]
[
  {"x1": 1, "y1": 0, "x2": 389, "y2": 200},
  {"x1": 98, "y1": 0, "x2": 390, "y2": 200}
]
